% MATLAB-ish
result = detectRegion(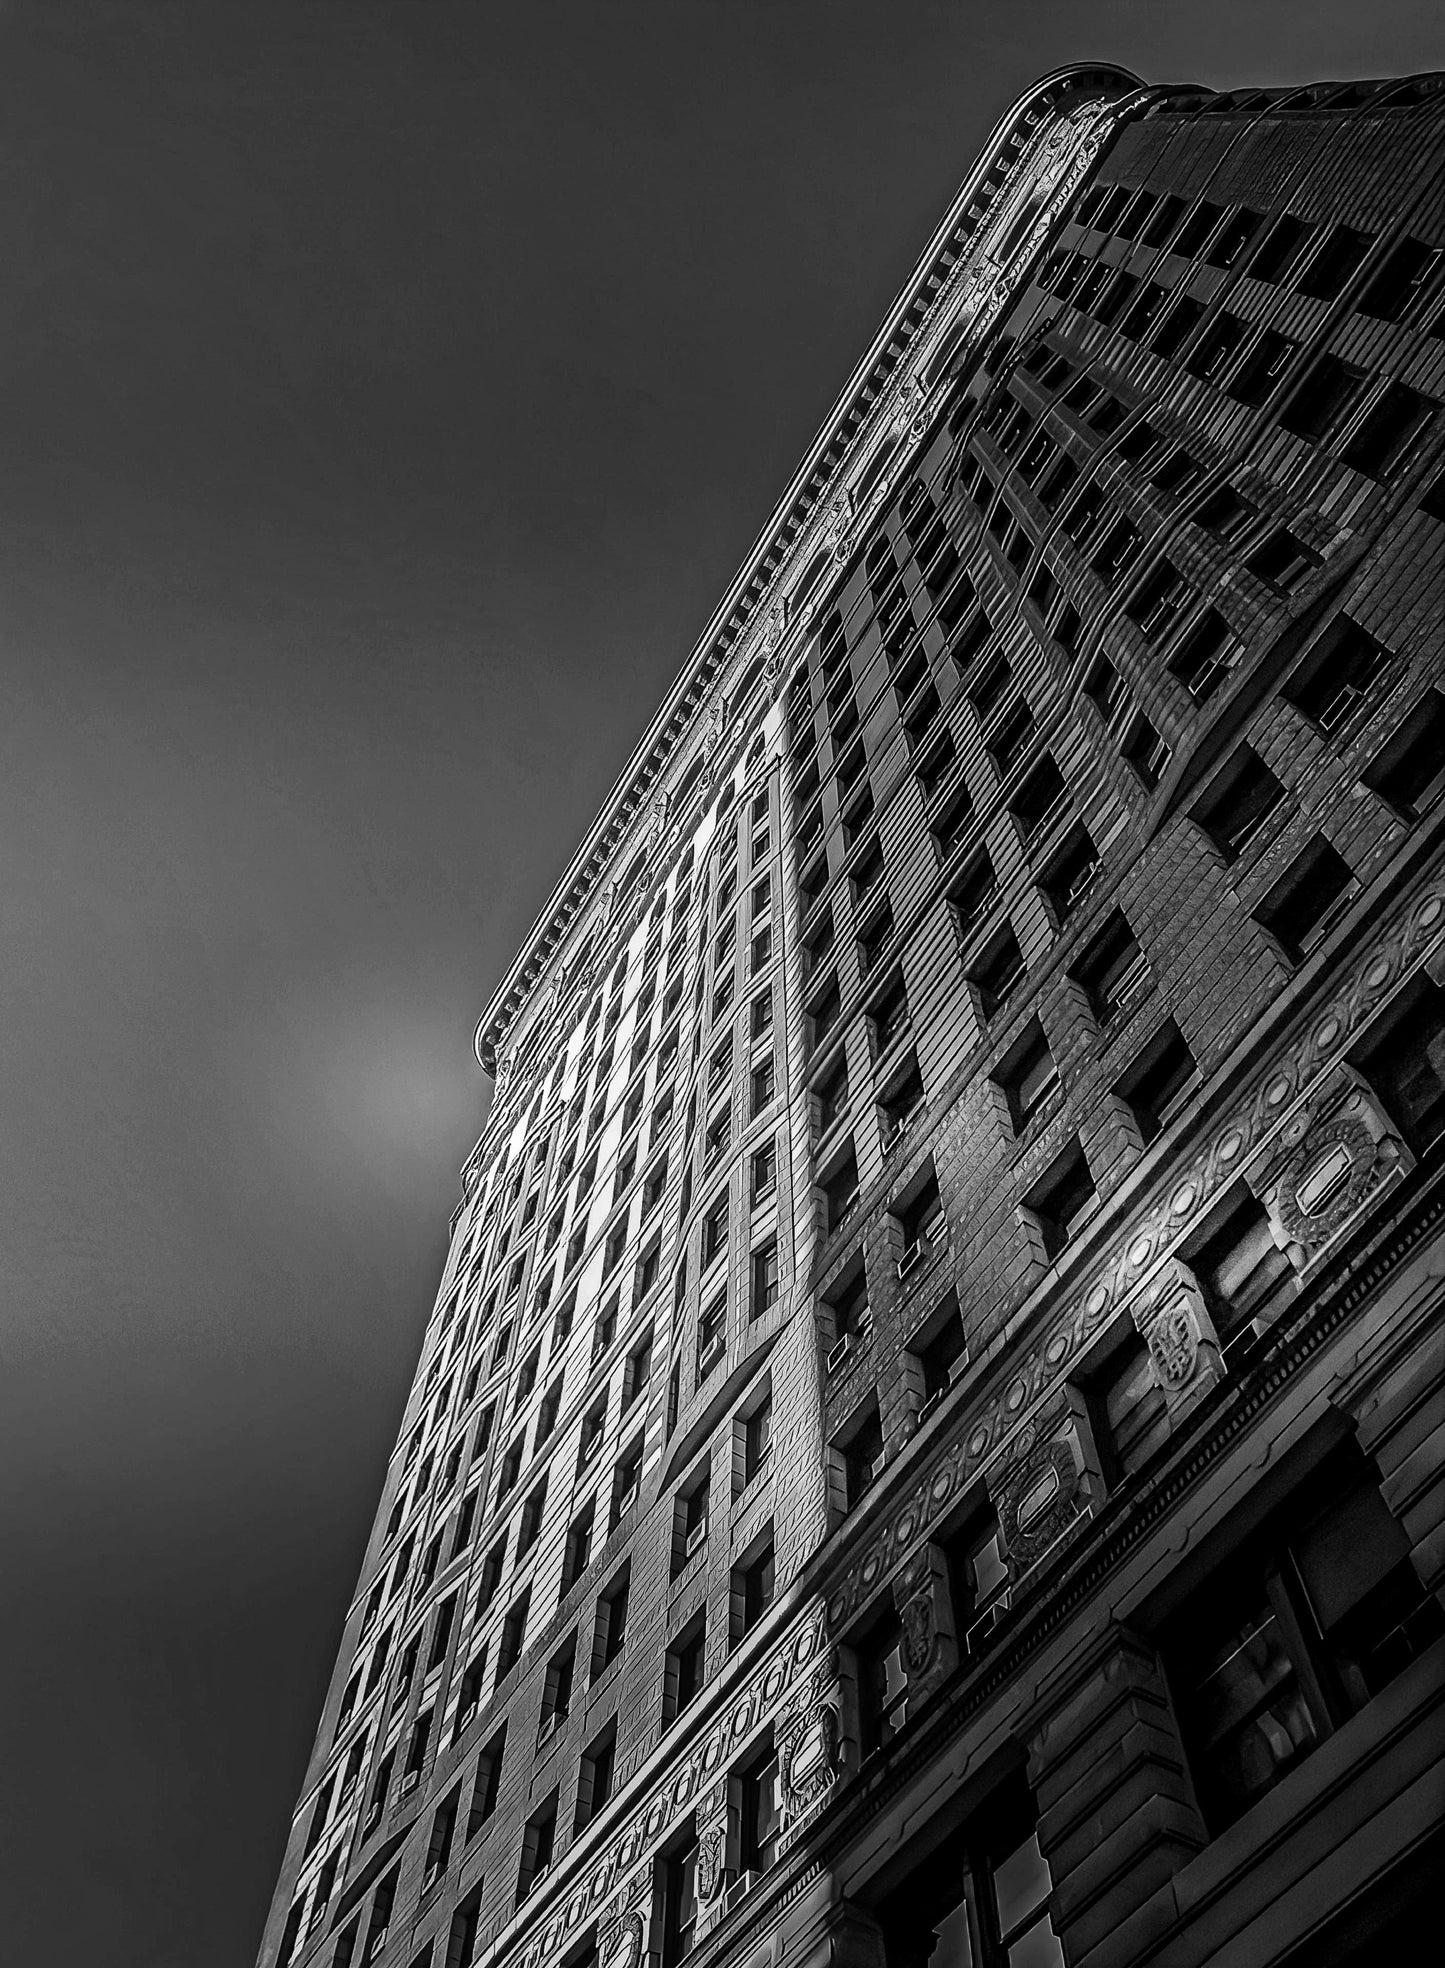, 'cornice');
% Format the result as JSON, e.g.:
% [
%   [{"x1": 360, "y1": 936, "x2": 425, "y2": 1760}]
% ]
[{"x1": 473, "y1": 63, "x2": 1149, "y2": 1082}]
